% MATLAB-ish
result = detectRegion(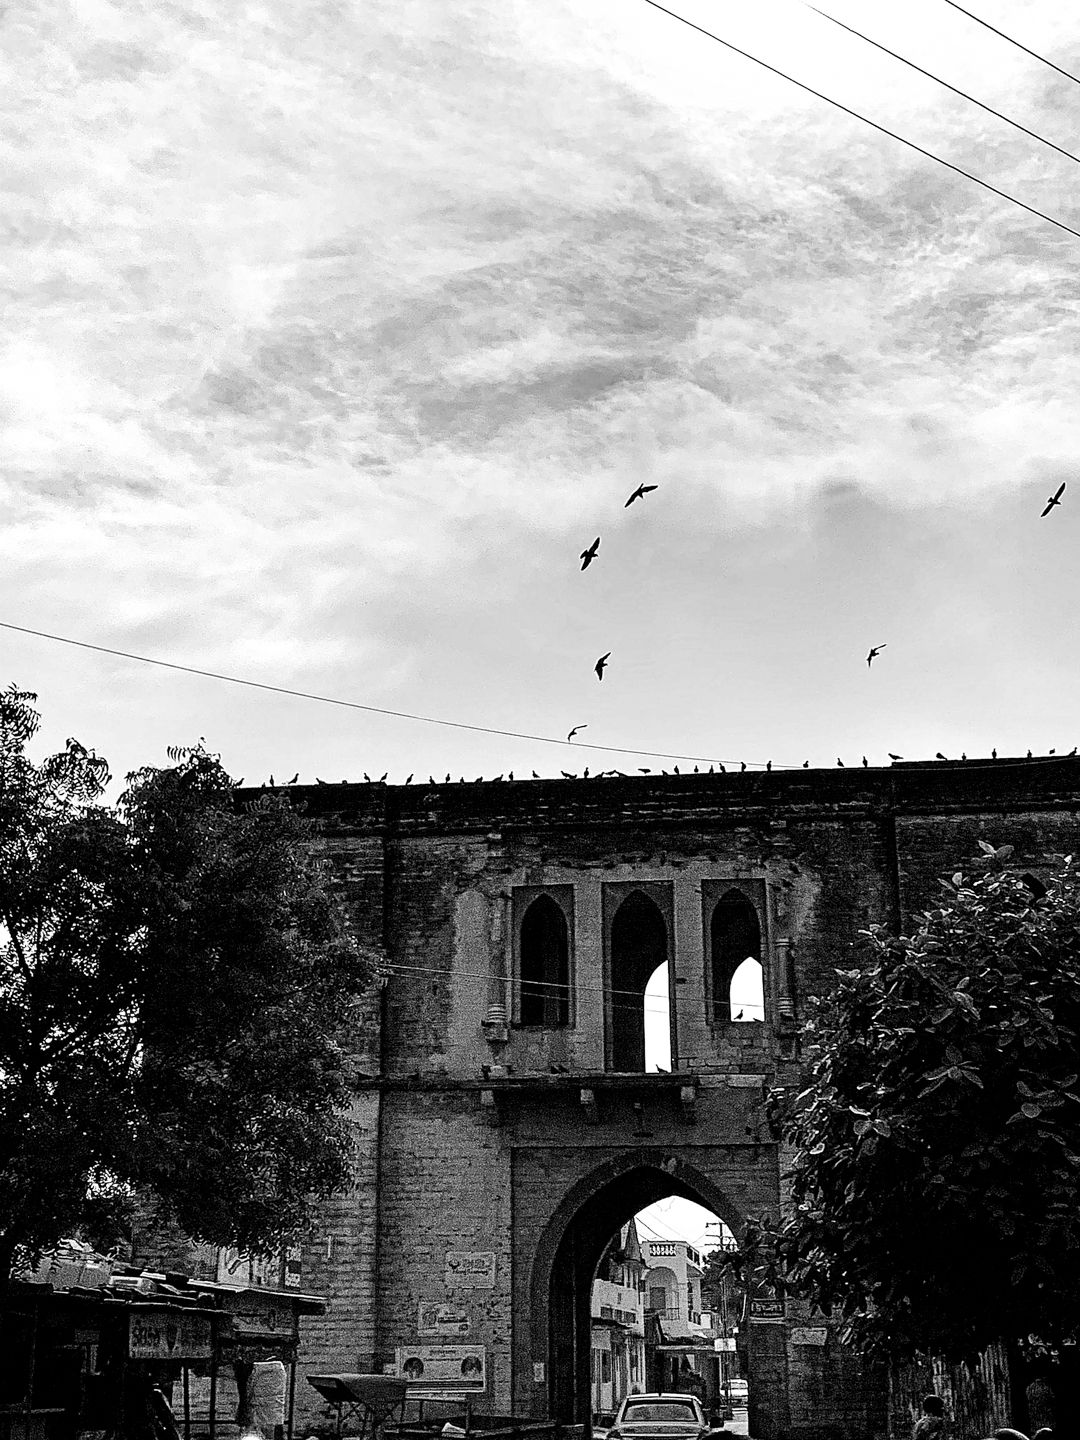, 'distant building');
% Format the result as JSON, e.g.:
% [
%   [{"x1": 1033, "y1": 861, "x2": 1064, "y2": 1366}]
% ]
[
  {"x1": 642, "y1": 1240, "x2": 718, "y2": 1403},
  {"x1": 590, "y1": 1220, "x2": 646, "y2": 1417}
]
